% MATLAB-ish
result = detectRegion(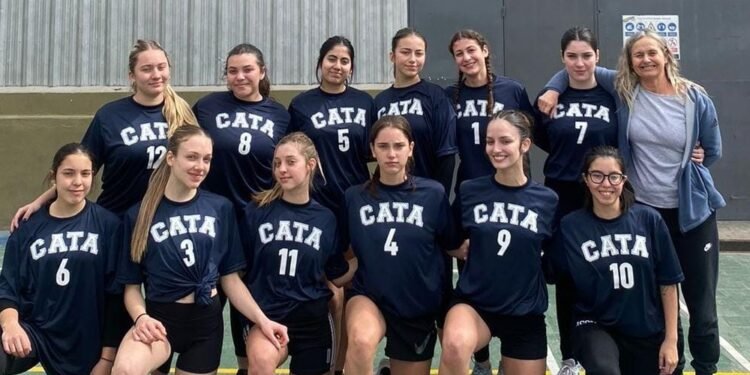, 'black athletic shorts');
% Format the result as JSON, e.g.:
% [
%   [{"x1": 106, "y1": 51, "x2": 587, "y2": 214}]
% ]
[
  {"x1": 148, "y1": 296, "x2": 223, "y2": 374},
  {"x1": 246, "y1": 298, "x2": 334, "y2": 375},
  {"x1": 449, "y1": 298, "x2": 547, "y2": 360}
]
